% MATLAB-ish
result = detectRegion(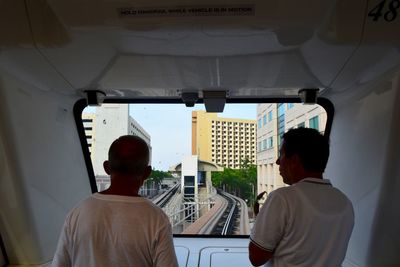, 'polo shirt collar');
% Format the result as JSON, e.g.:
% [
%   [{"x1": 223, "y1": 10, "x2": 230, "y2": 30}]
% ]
[{"x1": 299, "y1": 177, "x2": 332, "y2": 186}]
